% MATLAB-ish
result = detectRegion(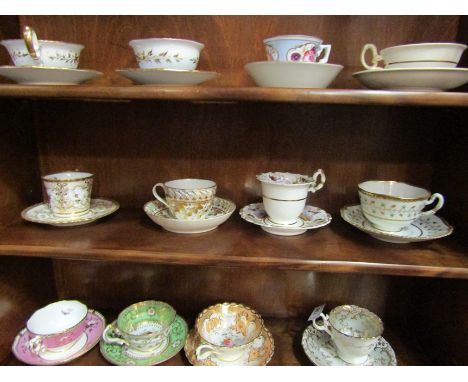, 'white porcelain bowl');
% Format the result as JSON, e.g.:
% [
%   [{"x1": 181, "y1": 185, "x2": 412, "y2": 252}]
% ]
[
  {"x1": 245, "y1": 61, "x2": 343, "y2": 88},
  {"x1": 0, "y1": 39, "x2": 84, "y2": 68},
  {"x1": 129, "y1": 38, "x2": 204, "y2": 70}
]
